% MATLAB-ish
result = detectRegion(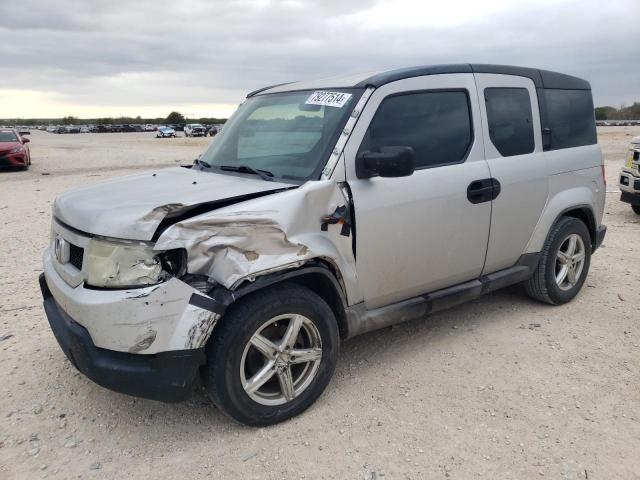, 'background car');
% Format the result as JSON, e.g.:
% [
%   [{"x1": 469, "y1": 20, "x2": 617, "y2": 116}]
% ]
[
  {"x1": 156, "y1": 126, "x2": 176, "y2": 138},
  {"x1": 0, "y1": 128, "x2": 31, "y2": 170},
  {"x1": 184, "y1": 123, "x2": 206, "y2": 137}
]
